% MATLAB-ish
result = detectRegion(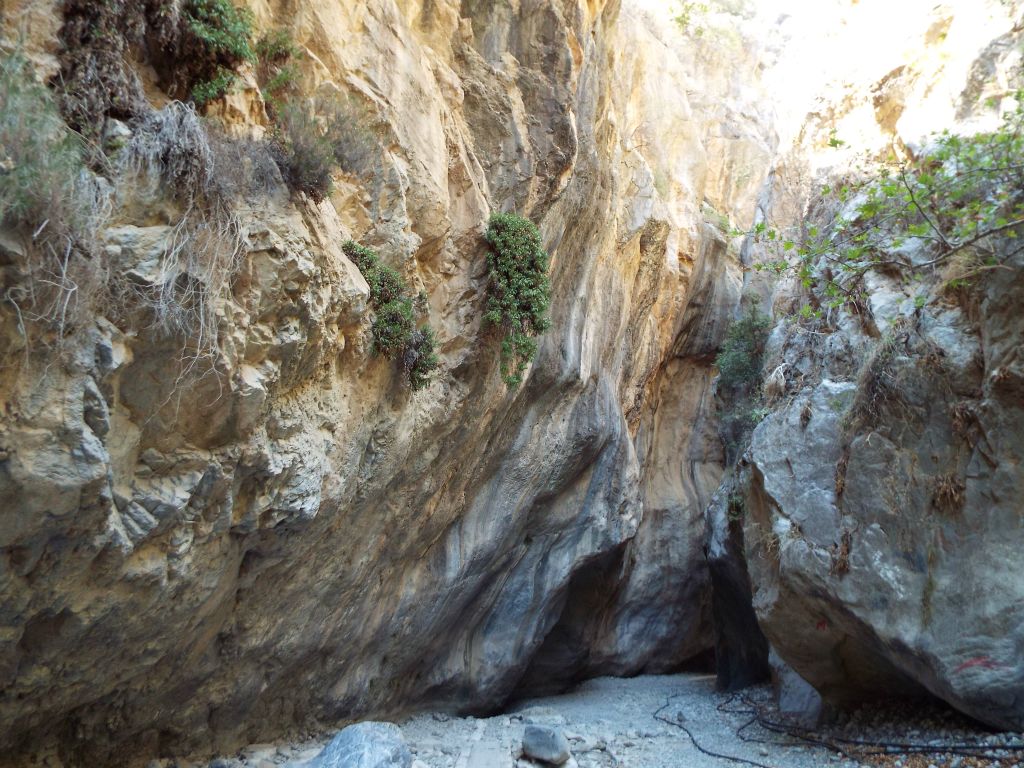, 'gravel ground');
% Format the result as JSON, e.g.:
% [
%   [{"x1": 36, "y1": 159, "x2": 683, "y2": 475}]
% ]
[
  {"x1": 400, "y1": 673, "x2": 847, "y2": 768},
  {"x1": 177, "y1": 673, "x2": 1024, "y2": 768}
]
